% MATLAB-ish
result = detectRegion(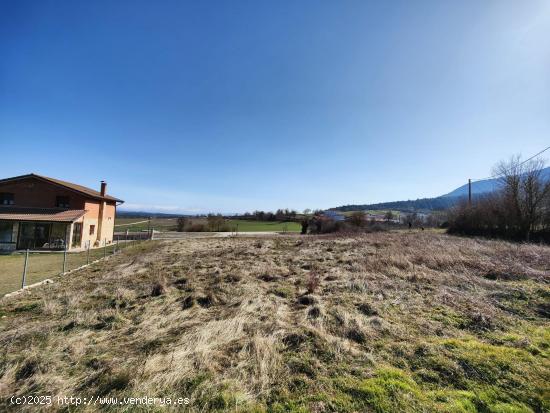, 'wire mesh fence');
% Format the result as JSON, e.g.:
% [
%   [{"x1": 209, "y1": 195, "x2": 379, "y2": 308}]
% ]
[{"x1": 0, "y1": 238, "x2": 145, "y2": 297}]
